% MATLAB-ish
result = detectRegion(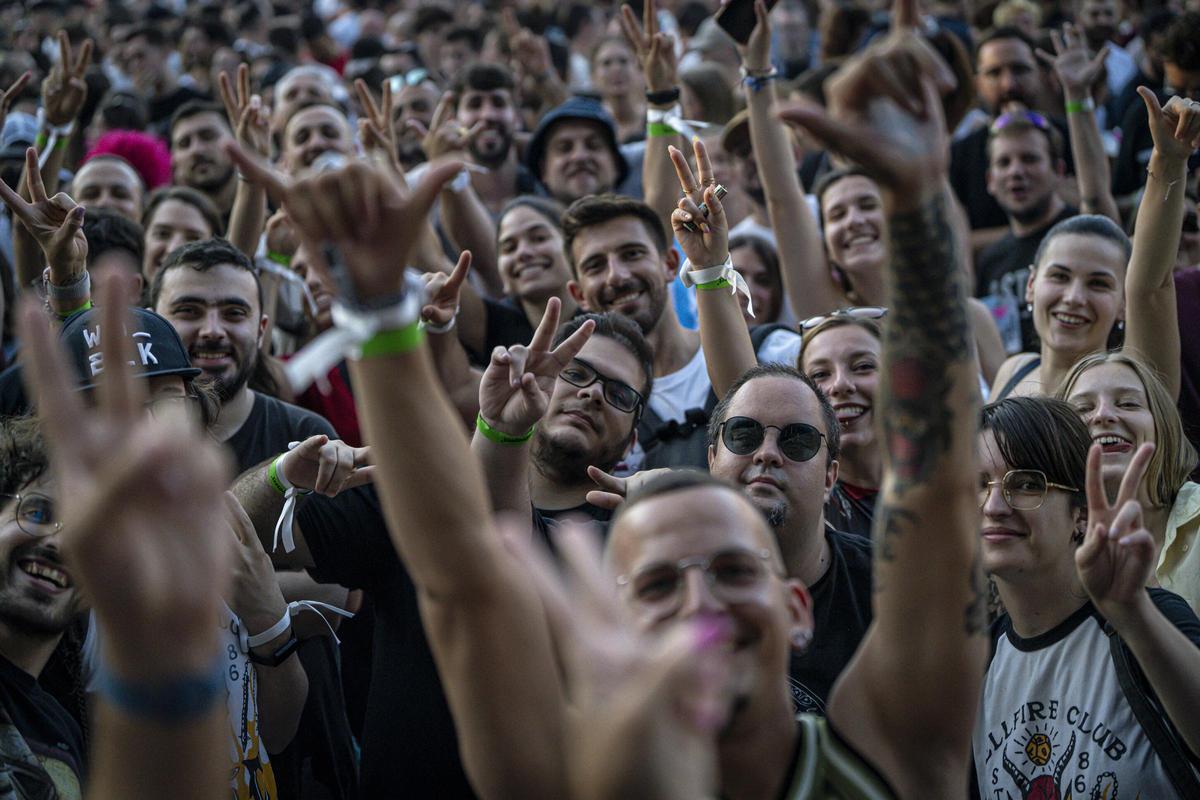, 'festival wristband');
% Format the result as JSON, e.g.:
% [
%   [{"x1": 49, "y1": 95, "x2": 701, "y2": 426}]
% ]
[
  {"x1": 680, "y1": 256, "x2": 755, "y2": 318},
  {"x1": 359, "y1": 321, "x2": 424, "y2": 358},
  {"x1": 266, "y1": 251, "x2": 292, "y2": 267},
  {"x1": 648, "y1": 122, "x2": 680, "y2": 138},
  {"x1": 53, "y1": 299, "x2": 93, "y2": 320},
  {"x1": 476, "y1": 413, "x2": 535, "y2": 445},
  {"x1": 268, "y1": 443, "x2": 312, "y2": 553},
  {"x1": 1064, "y1": 97, "x2": 1095, "y2": 114},
  {"x1": 94, "y1": 659, "x2": 225, "y2": 724},
  {"x1": 241, "y1": 600, "x2": 356, "y2": 653},
  {"x1": 34, "y1": 132, "x2": 48, "y2": 150}
]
